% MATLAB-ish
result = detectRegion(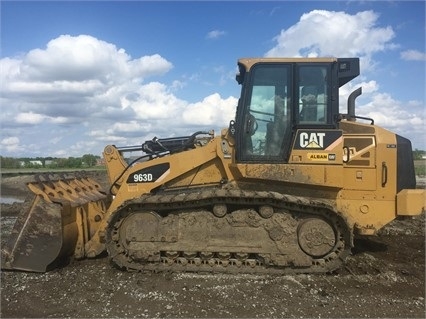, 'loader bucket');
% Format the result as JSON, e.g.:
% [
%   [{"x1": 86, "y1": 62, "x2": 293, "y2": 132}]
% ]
[{"x1": 1, "y1": 172, "x2": 109, "y2": 272}]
